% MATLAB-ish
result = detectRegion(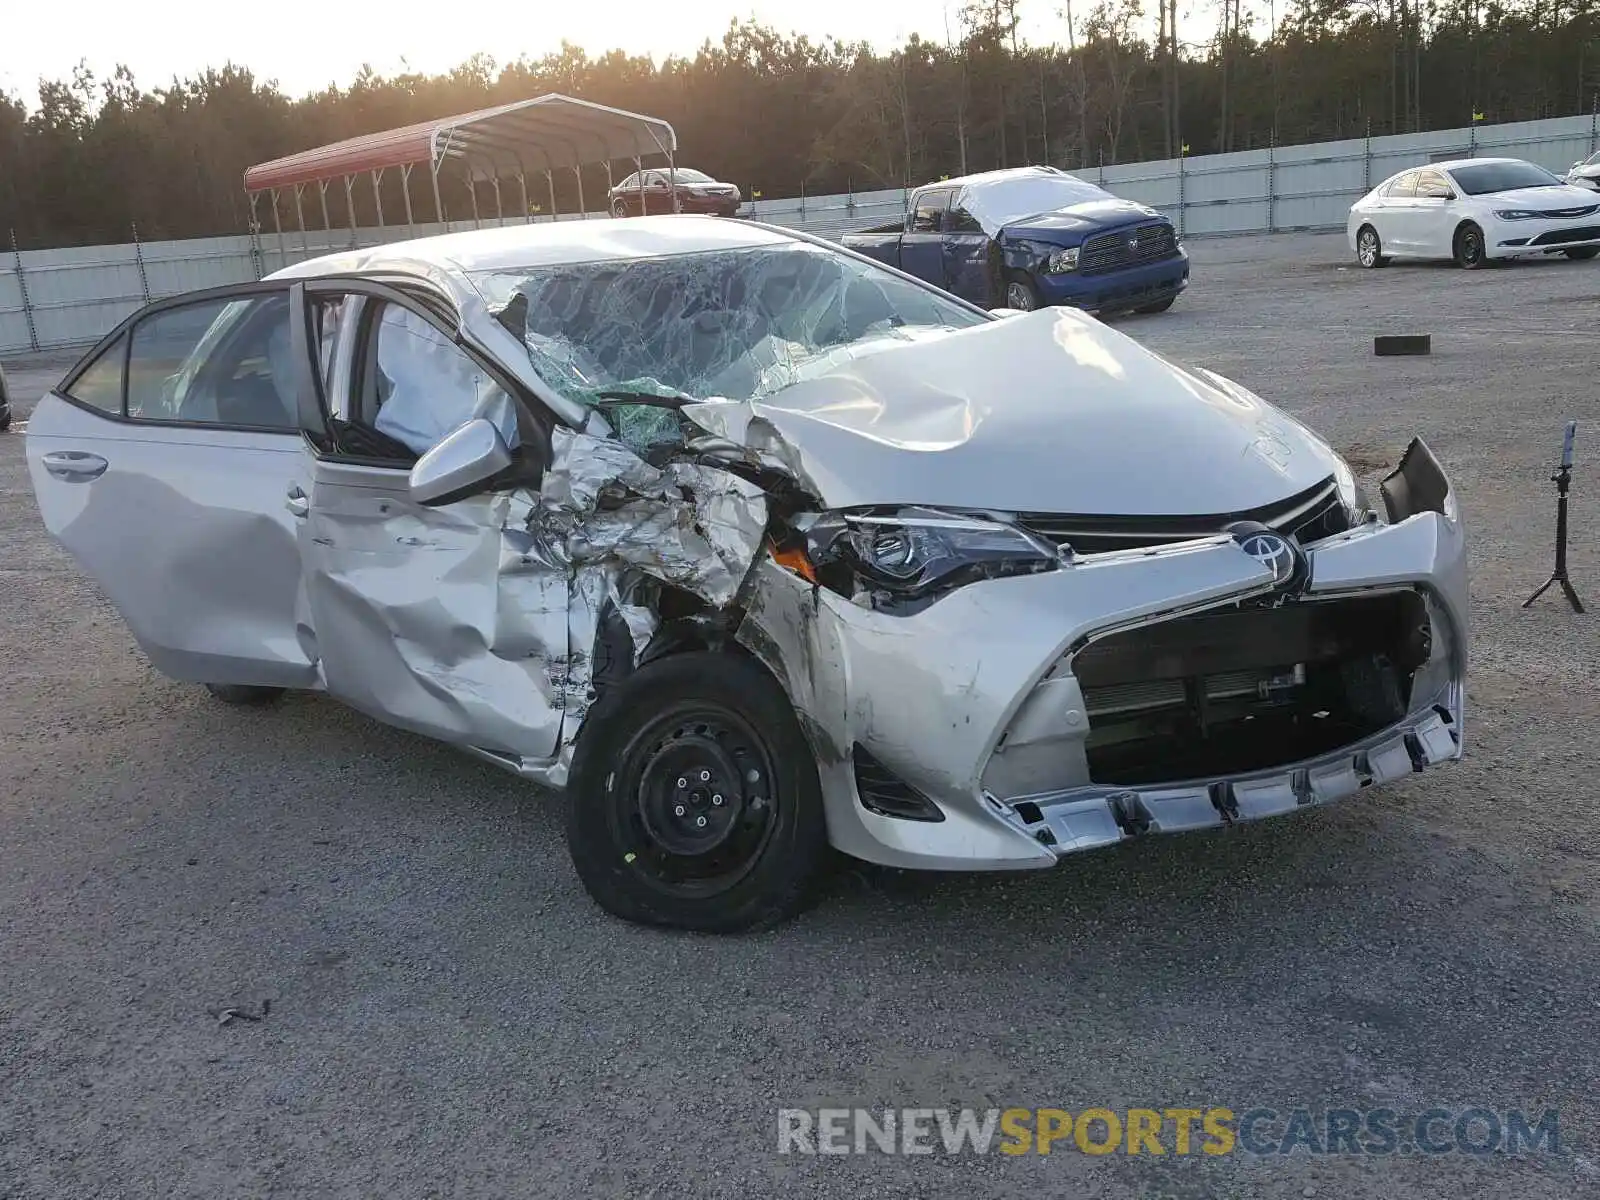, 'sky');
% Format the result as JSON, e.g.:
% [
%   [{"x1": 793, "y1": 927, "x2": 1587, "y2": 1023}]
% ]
[{"x1": 0, "y1": 0, "x2": 1076, "y2": 104}]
